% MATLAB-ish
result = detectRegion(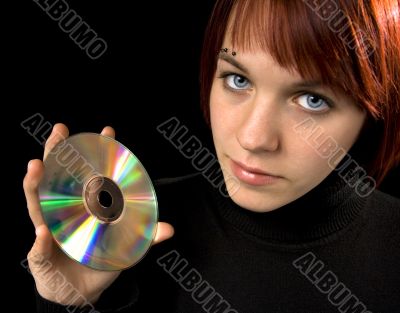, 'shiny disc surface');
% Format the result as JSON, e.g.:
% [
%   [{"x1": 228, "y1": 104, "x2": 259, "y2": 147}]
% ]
[{"x1": 39, "y1": 133, "x2": 158, "y2": 271}]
